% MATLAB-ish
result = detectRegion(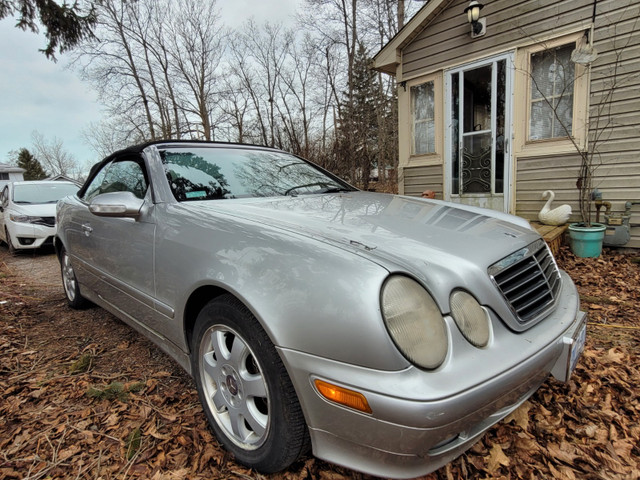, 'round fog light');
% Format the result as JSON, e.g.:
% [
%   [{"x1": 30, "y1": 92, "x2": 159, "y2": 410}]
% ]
[{"x1": 450, "y1": 291, "x2": 490, "y2": 347}]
